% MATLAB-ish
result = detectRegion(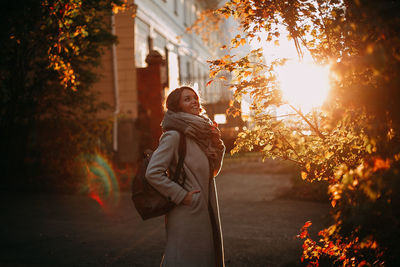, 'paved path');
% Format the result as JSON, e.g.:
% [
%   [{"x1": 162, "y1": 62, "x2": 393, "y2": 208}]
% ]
[{"x1": 1, "y1": 164, "x2": 329, "y2": 266}]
